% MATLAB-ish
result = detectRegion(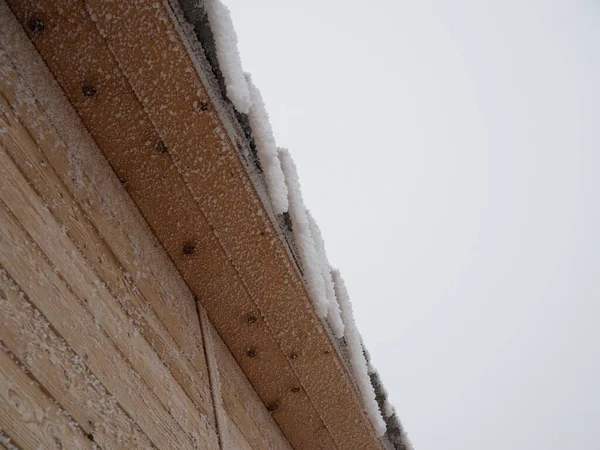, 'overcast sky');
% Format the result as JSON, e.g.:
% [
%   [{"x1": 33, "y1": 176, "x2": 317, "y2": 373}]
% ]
[{"x1": 223, "y1": 1, "x2": 600, "y2": 449}]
